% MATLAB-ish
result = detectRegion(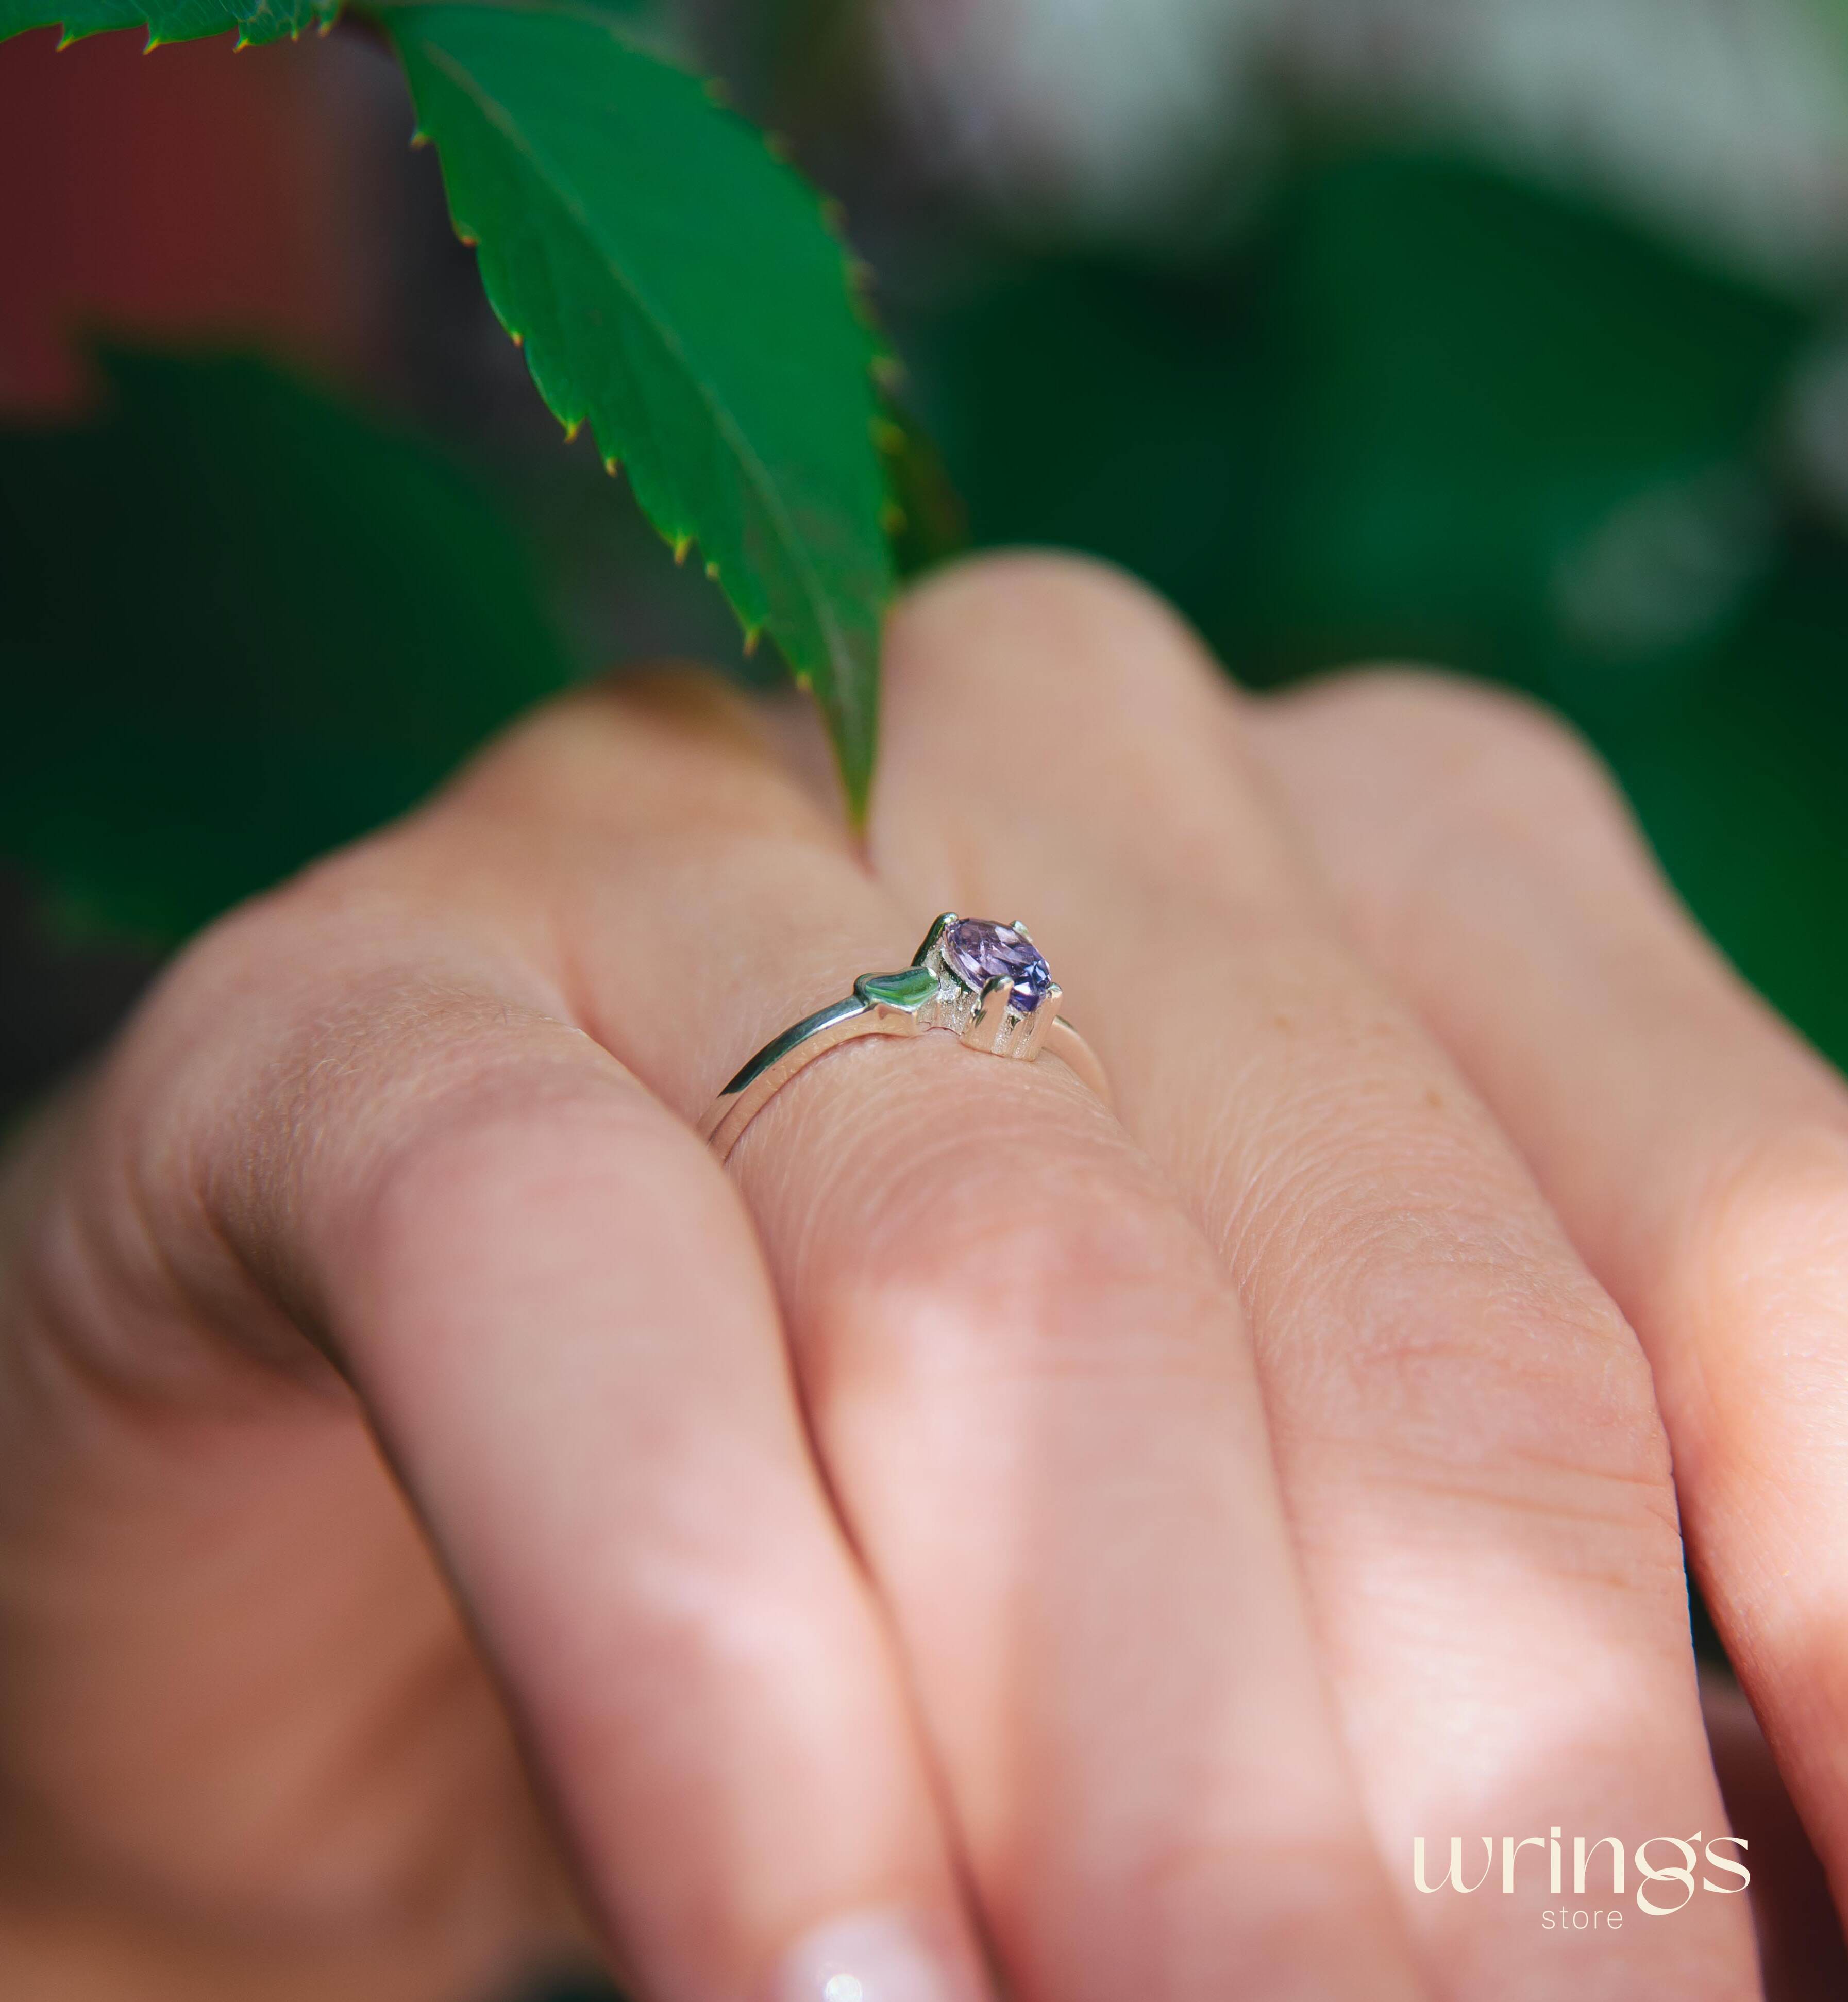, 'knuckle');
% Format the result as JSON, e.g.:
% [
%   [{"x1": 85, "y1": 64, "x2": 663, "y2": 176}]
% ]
[
  {"x1": 892, "y1": 547, "x2": 1228, "y2": 720},
  {"x1": 930, "y1": 1196, "x2": 1215, "y2": 1372},
  {"x1": 949, "y1": 1188, "x2": 1212, "y2": 1339},
  {"x1": 1320, "y1": 1262, "x2": 1685, "y2": 1578},
  {"x1": 906, "y1": 546, "x2": 1172, "y2": 629},
  {"x1": 153, "y1": 879, "x2": 590, "y2": 1186},
  {"x1": 1251, "y1": 1130, "x2": 1672, "y2": 1497},
  {"x1": 565, "y1": 1530, "x2": 850, "y2": 1703},
  {"x1": 1375, "y1": 1275, "x2": 1664, "y2": 1487},
  {"x1": 360, "y1": 1050, "x2": 659, "y2": 1252},
  {"x1": 427, "y1": 664, "x2": 834, "y2": 864},
  {"x1": 1305, "y1": 665, "x2": 1626, "y2": 826},
  {"x1": 477, "y1": 663, "x2": 759, "y2": 792},
  {"x1": 825, "y1": 1135, "x2": 1231, "y2": 1393}
]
